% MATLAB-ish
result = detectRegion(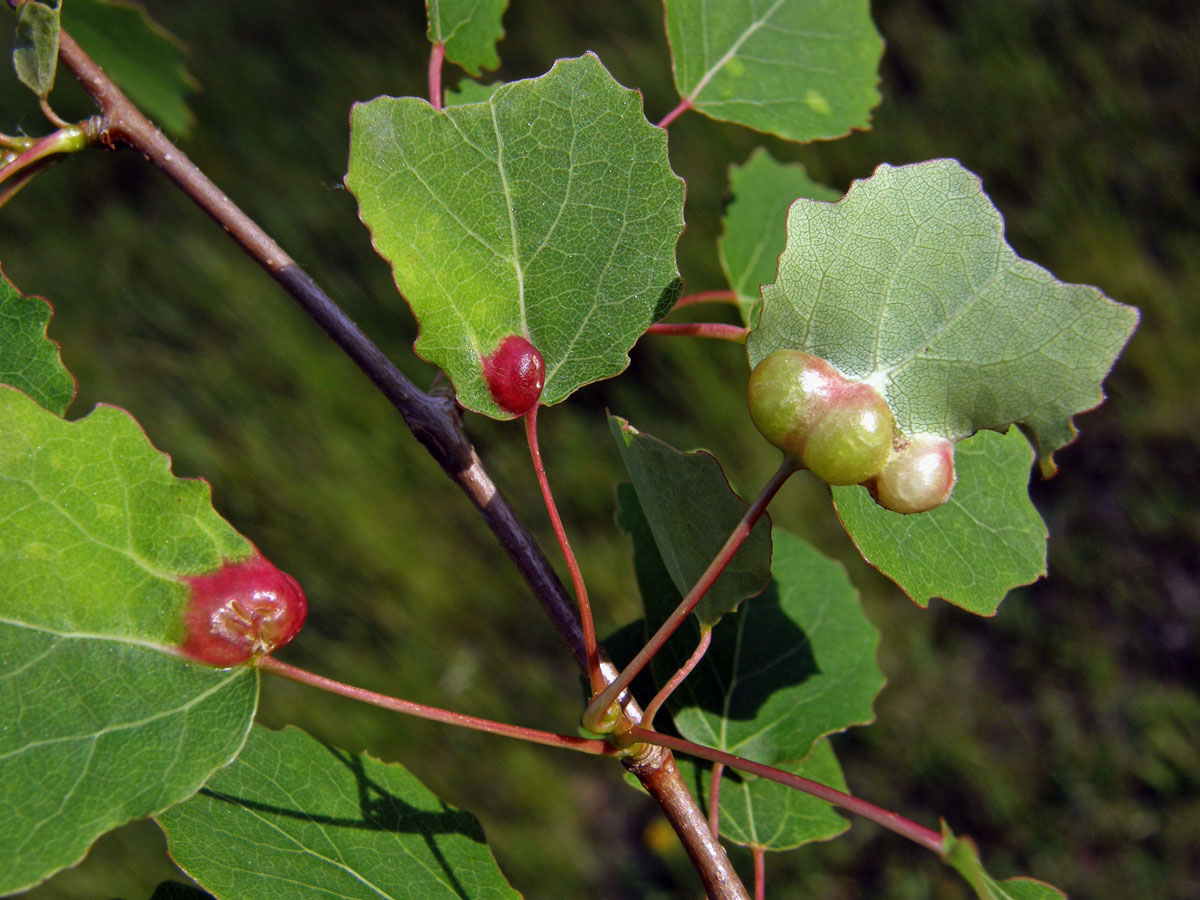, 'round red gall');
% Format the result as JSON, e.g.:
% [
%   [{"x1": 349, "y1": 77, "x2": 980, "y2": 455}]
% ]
[
  {"x1": 180, "y1": 553, "x2": 307, "y2": 667},
  {"x1": 483, "y1": 335, "x2": 545, "y2": 415}
]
